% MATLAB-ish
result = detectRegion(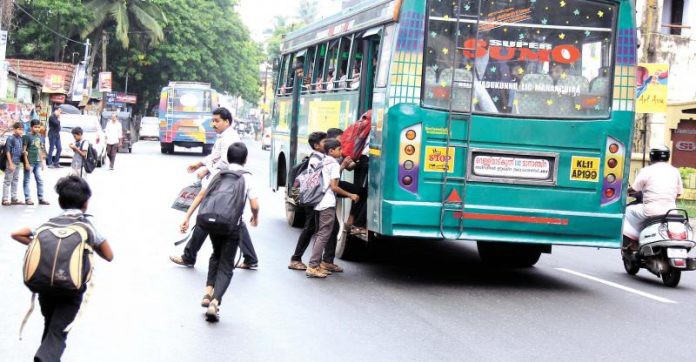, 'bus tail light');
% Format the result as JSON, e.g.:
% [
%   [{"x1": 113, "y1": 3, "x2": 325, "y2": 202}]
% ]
[
  {"x1": 399, "y1": 124, "x2": 421, "y2": 193},
  {"x1": 601, "y1": 137, "x2": 625, "y2": 206}
]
